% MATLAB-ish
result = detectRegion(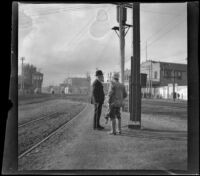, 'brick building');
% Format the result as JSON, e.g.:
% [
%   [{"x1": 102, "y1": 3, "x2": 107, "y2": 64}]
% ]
[
  {"x1": 123, "y1": 60, "x2": 187, "y2": 100},
  {"x1": 18, "y1": 64, "x2": 43, "y2": 94}
]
